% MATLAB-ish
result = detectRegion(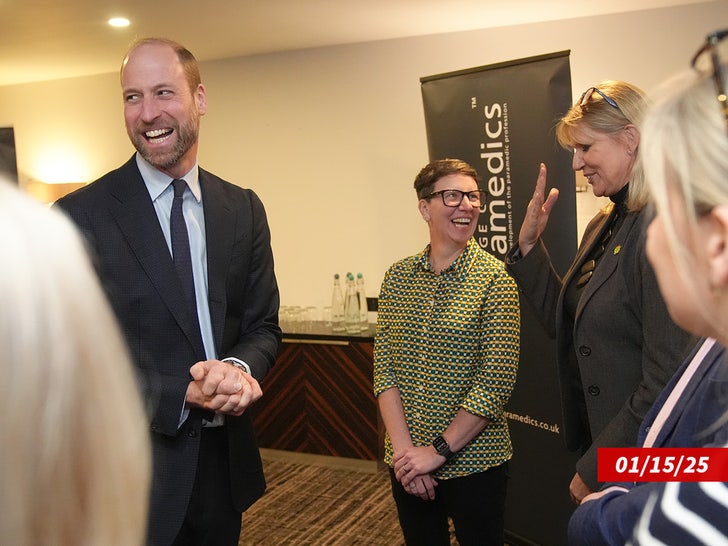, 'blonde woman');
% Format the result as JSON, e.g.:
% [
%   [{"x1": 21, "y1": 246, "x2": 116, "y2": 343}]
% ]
[
  {"x1": 506, "y1": 80, "x2": 696, "y2": 503},
  {"x1": 0, "y1": 180, "x2": 151, "y2": 545}
]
